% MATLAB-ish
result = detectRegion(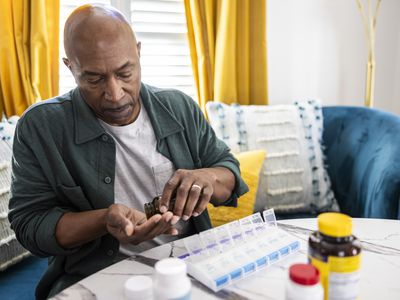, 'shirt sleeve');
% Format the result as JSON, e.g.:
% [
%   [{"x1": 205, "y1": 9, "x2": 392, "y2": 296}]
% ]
[
  {"x1": 191, "y1": 100, "x2": 249, "y2": 207},
  {"x1": 8, "y1": 119, "x2": 80, "y2": 257}
]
